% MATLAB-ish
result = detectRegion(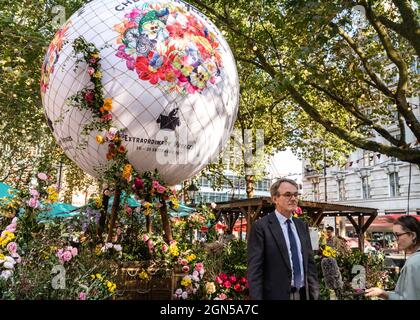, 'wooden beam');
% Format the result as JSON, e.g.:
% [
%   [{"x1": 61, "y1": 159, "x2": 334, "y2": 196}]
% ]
[
  {"x1": 347, "y1": 215, "x2": 360, "y2": 233},
  {"x1": 361, "y1": 213, "x2": 378, "y2": 233},
  {"x1": 358, "y1": 215, "x2": 365, "y2": 252}
]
